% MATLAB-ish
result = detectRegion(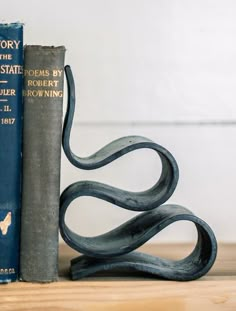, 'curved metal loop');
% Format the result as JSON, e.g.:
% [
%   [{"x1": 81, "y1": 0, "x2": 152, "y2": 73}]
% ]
[
  {"x1": 59, "y1": 65, "x2": 217, "y2": 281},
  {"x1": 70, "y1": 205, "x2": 217, "y2": 281},
  {"x1": 62, "y1": 66, "x2": 179, "y2": 209}
]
